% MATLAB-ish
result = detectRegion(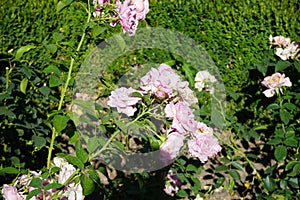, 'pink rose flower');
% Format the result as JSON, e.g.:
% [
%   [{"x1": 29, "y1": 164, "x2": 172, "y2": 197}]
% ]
[
  {"x1": 107, "y1": 87, "x2": 142, "y2": 116},
  {"x1": 188, "y1": 125, "x2": 221, "y2": 163},
  {"x1": 132, "y1": 0, "x2": 149, "y2": 20},
  {"x1": 116, "y1": 0, "x2": 138, "y2": 36},
  {"x1": 194, "y1": 70, "x2": 217, "y2": 94},
  {"x1": 164, "y1": 101, "x2": 197, "y2": 134},
  {"x1": 261, "y1": 73, "x2": 292, "y2": 97},
  {"x1": 160, "y1": 132, "x2": 184, "y2": 165},
  {"x1": 176, "y1": 81, "x2": 198, "y2": 105},
  {"x1": 2, "y1": 185, "x2": 25, "y2": 200},
  {"x1": 275, "y1": 42, "x2": 300, "y2": 60},
  {"x1": 269, "y1": 35, "x2": 291, "y2": 47},
  {"x1": 140, "y1": 64, "x2": 181, "y2": 98},
  {"x1": 163, "y1": 170, "x2": 182, "y2": 196}
]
